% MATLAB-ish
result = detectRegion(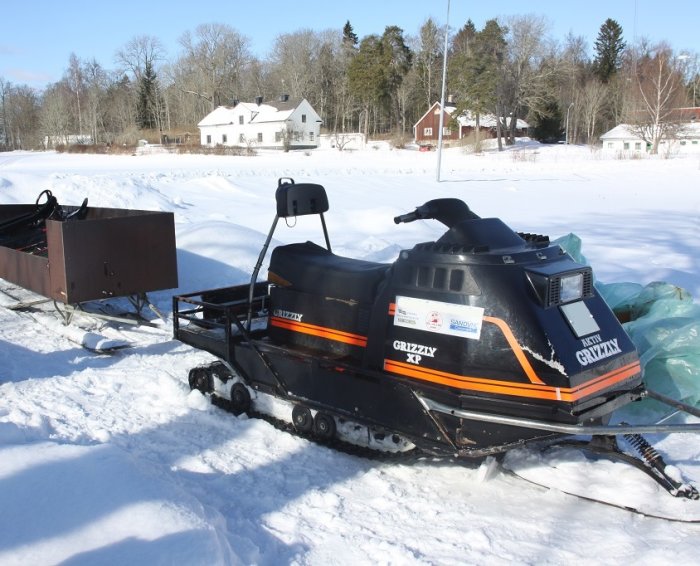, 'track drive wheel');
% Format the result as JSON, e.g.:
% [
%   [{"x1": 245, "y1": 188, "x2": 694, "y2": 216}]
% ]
[
  {"x1": 313, "y1": 412, "x2": 336, "y2": 440},
  {"x1": 188, "y1": 367, "x2": 212, "y2": 393},
  {"x1": 229, "y1": 383, "x2": 251, "y2": 415},
  {"x1": 292, "y1": 405, "x2": 313, "y2": 433}
]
